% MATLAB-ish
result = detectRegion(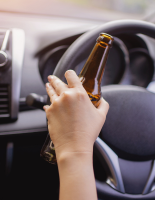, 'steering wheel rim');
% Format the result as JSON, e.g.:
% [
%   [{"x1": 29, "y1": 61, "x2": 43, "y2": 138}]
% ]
[
  {"x1": 53, "y1": 20, "x2": 155, "y2": 199},
  {"x1": 53, "y1": 19, "x2": 155, "y2": 81}
]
